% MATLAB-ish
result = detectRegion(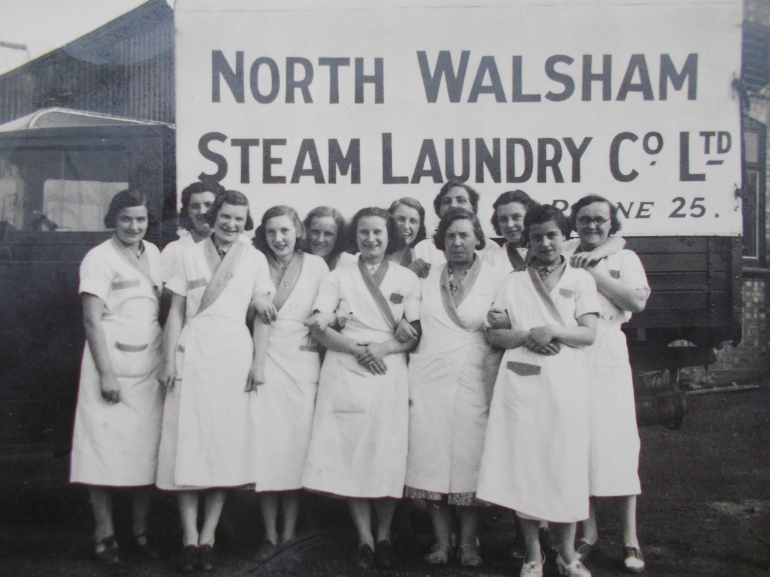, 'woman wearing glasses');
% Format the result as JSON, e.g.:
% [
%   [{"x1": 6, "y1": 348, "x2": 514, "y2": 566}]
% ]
[{"x1": 568, "y1": 195, "x2": 651, "y2": 574}]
